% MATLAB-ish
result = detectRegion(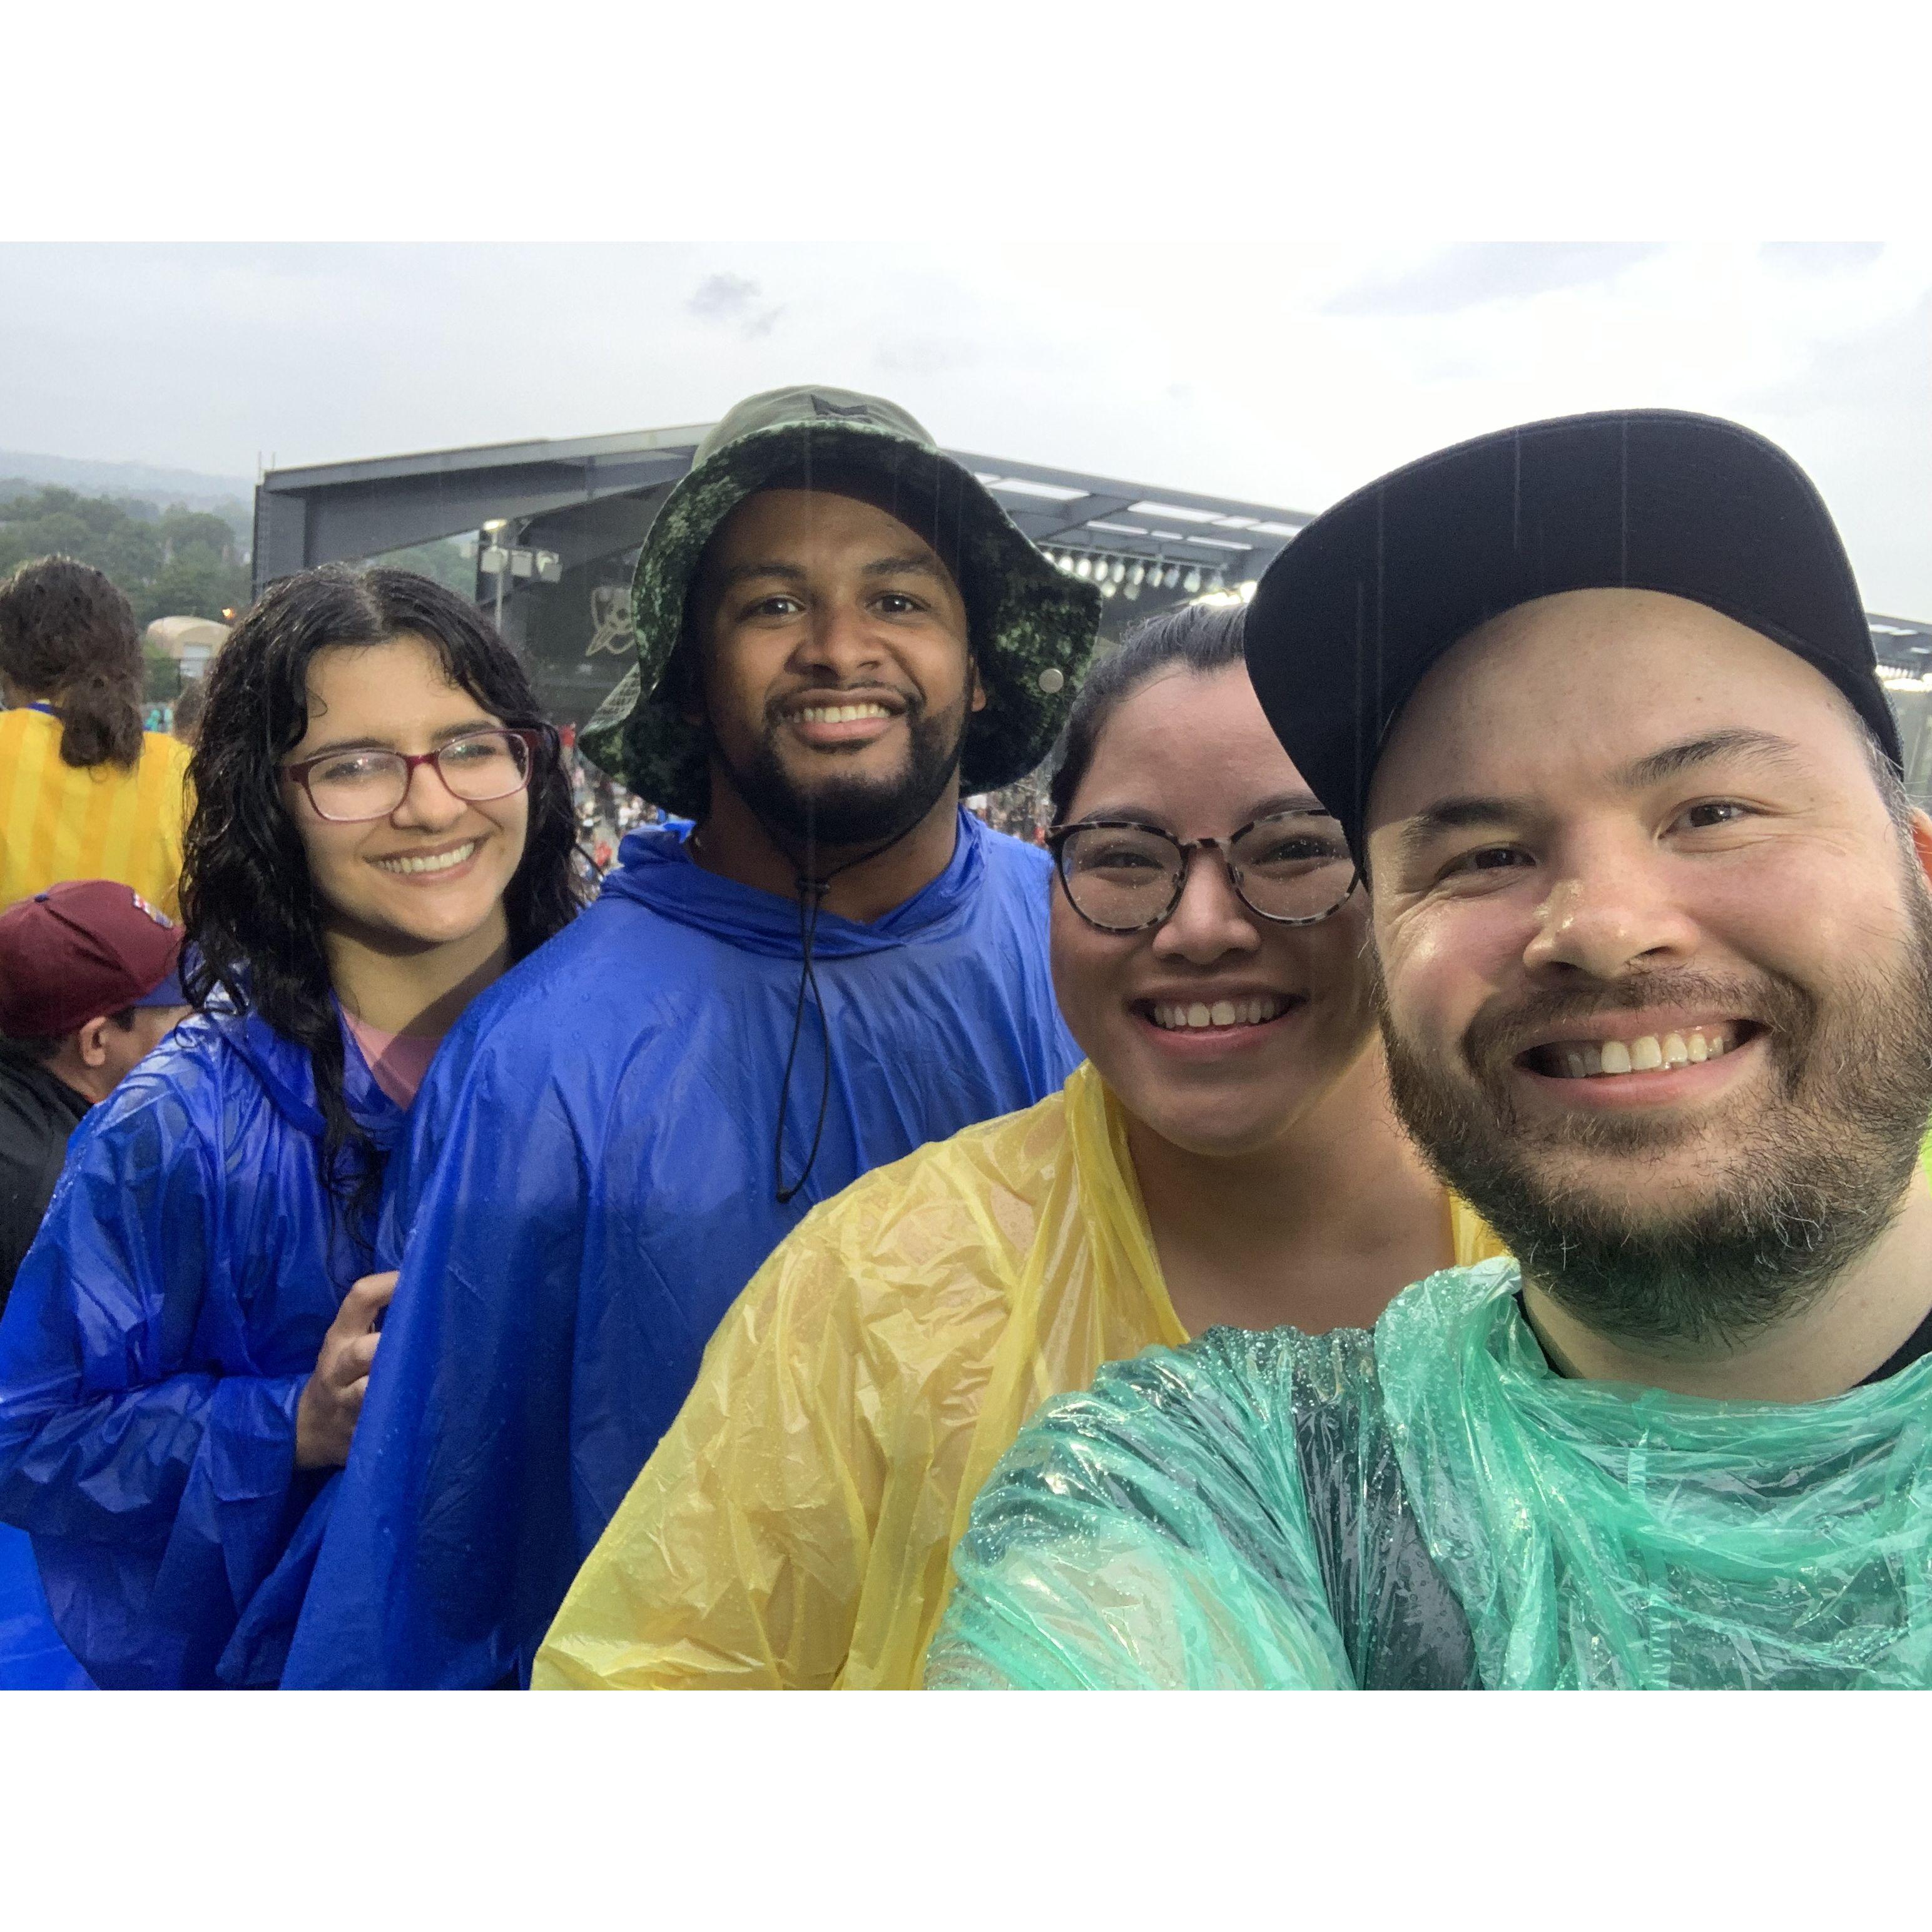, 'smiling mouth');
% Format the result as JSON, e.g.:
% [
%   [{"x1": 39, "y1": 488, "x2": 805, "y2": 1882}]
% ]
[
  {"x1": 1521, "y1": 1020, "x2": 1760, "y2": 1080},
  {"x1": 1142, "y1": 994, "x2": 1296, "y2": 1032},
  {"x1": 372, "y1": 839, "x2": 479, "y2": 877},
  {"x1": 793, "y1": 701, "x2": 896, "y2": 725}
]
